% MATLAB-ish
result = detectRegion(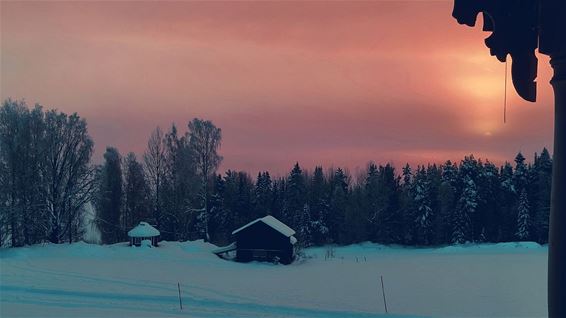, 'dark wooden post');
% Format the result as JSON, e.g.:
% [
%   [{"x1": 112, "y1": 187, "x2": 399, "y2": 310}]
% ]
[
  {"x1": 451, "y1": 1, "x2": 565, "y2": 316},
  {"x1": 541, "y1": 2, "x2": 566, "y2": 315},
  {"x1": 548, "y1": 53, "x2": 566, "y2": 318}
]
